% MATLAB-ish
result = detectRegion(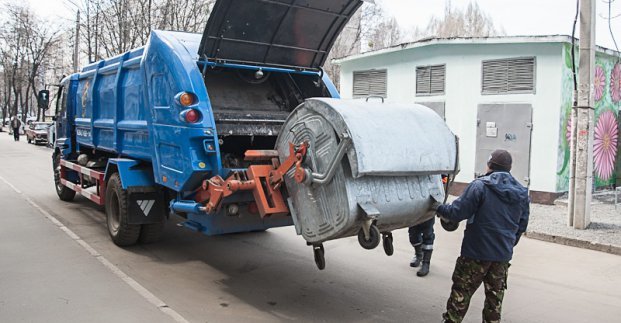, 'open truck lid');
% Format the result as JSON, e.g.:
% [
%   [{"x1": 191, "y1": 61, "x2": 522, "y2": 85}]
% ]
[{"x1": 198, "y1": 0, "x2": 365, "y2": 71}]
